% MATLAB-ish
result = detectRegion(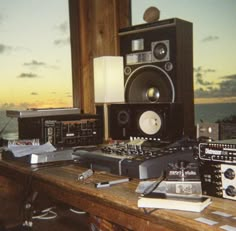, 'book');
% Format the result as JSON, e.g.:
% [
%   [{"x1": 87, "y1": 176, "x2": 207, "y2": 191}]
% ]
[{"x1": 137, "y1": 193, "x2": 212, "y2": 212}]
